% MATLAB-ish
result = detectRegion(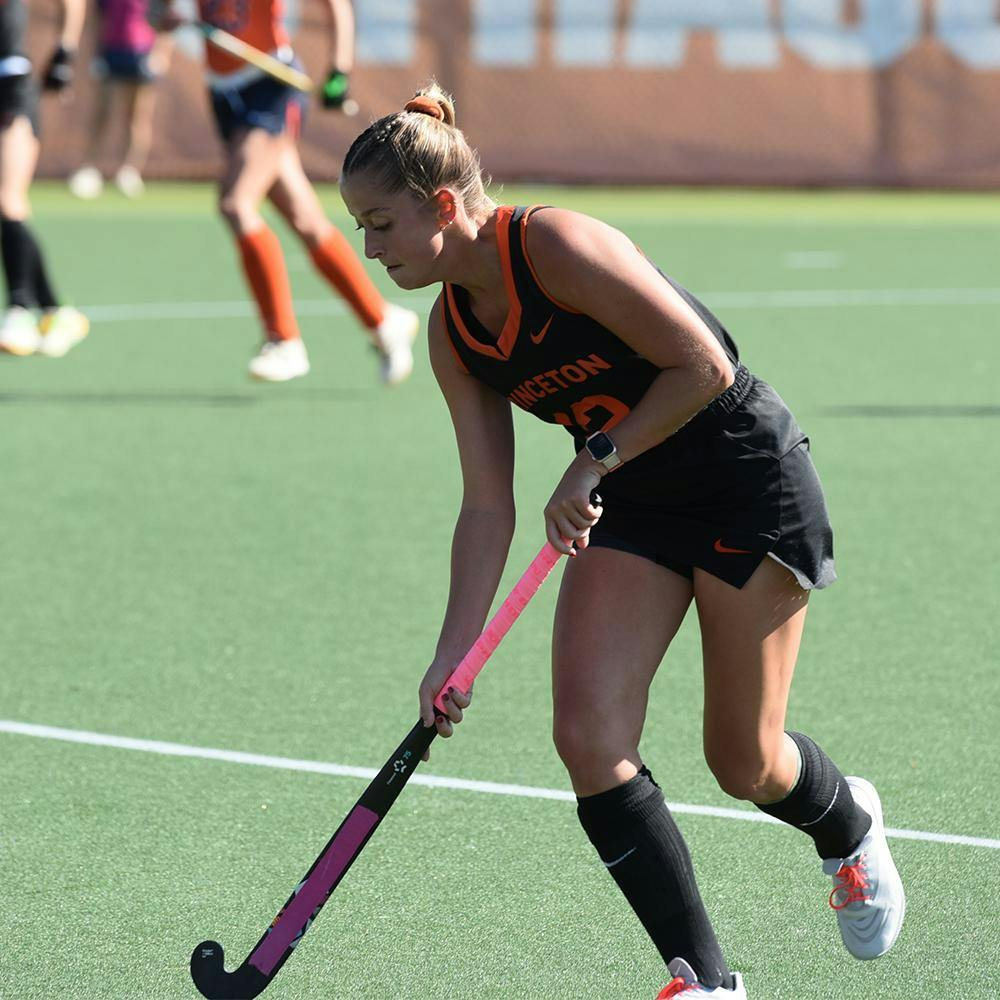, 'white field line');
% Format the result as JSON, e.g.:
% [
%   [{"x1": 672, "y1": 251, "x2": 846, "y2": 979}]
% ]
[
  {"x1": 78, "y1": 286, "x2": 1000, "y2": 324},
  {"x1": 3, "y1": 720, "x2": 998, "y2": 851}
]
